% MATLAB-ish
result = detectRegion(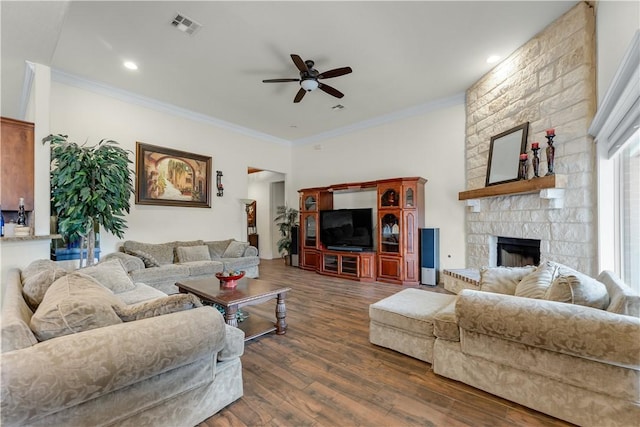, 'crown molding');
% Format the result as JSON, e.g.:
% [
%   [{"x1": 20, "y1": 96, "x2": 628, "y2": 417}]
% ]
[
  {"x1": 291, "y1": 93, "x2": 466, "y2": 145},
  {"x1": 18, "y1": 62, "x2": 37, "y2": 120},
  {"x1": 51, "y1": 69, "x2": 291, "y2": 146}
]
